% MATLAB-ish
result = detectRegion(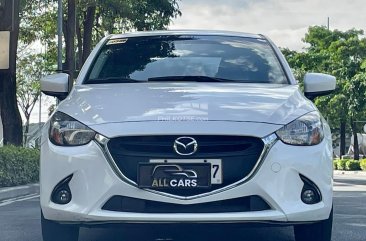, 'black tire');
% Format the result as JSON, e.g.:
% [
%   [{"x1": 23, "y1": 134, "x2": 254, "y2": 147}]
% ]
[
  {"x1": 41, "y1": 212, "x2": 80, "y2": 241},
  {"x1": 294, "y1": 208, "x2": 333, "y2": 241}
]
